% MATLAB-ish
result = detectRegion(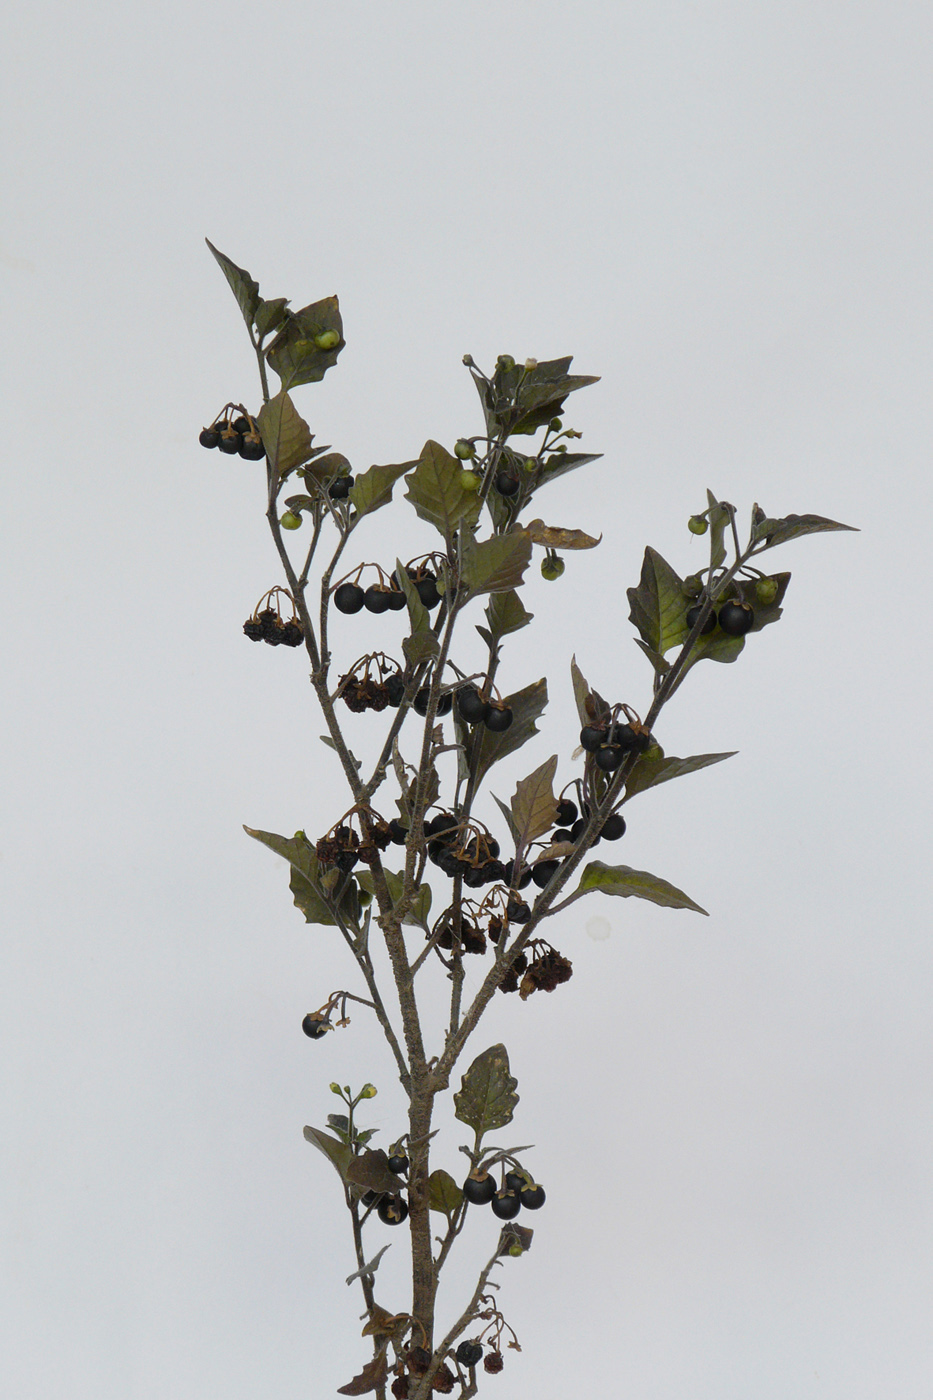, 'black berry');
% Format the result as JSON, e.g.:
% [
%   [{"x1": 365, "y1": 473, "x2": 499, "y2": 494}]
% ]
[
  {"x1": 199, "y1": 427, "x2": 220, "y2": 449},
  {"x1": 457, "y1": 685, "x2": 491, "y2": 725},
  {"x1": 504, "y1": 1171, "x2": 526, "y2": 1192},
  {"x1": 490, "y1": 1190, "x2": 521, "y2": 1220},
  {"x1": 520, "y1": 1182, "x2": 546, "y2": 1210},
  {"x1": 384, "y1": 674, "x2": 405, "y2": 707},
  {"x1": 556, "y1": 798, "x2": 578, "y2": 826},
  {"x1": 600, "y1": 812, "x2": 627, "y2": 840},
  {"x1": 484, "y1": 704, "x2": 513, "y2": 733},
  {"x1": 531, "y1": 858, "x2": 560, "y2": 888},
  {"x1": 377, "y1": 1195, "x2": 409, "y2": 1226},
  {"x1": 595, "y1": 744, "x2": 625, "y2": 772},
  {"x1": 333, "y1": 582, "x2": 365, "y2": 614},
  {"x1": 455, "y1": 1341, "x2": 484, "y2": 1369},
  {"x1": 686, "y1": 604, "x2": 717, "y2": 635},
  {"x1": 239, "y1": 432, "x2": 265, "y2": 460},
  {"x1": 364, "y1": 584, "x2": 392, "y2": 614},
  {"x1": 717, "y1": 600, "x2": 755, "y2": 636},
  {"x1": 494, "y1": 471, "x2": 519, "y2": 496},
  {"x1": 301, "y1": 1013, "x2": 330, "y2": 1039},
  {"x1": 218, "y1": 429, "x2": 242, "y2": 454},
  {"x1": 387, "y1": 1153, "x2": 410, "y2": 1175},
  {"x1": 580, "y1": 725, "x2": 605, "y2": 752},
  {"x1": 462, "y1": 1172, "x2": 496, "y2": 1205},
  {"x1": 329, "y1": 475, "x2": 353, "y2": 499}
]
